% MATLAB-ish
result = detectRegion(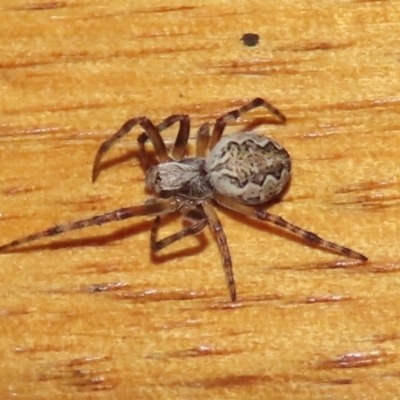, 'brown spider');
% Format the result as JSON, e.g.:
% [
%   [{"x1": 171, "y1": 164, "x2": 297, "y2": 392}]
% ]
[{"x1": 0, "y1": 98, "x2": 367, "y2": 301}]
